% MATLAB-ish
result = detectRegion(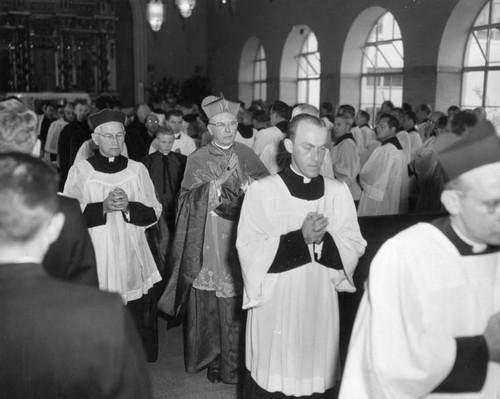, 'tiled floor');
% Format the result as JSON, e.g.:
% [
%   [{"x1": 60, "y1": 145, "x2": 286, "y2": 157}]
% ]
[{"x1": 148, "y1": 317, "x2": 242, "y2": 399}]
